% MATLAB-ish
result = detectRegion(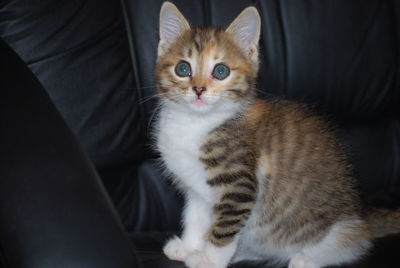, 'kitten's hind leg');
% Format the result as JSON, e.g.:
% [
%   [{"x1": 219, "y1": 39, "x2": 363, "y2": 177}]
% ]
[
  {"x1": 288, "y1": 255, "x2": 317, "y2": 268},
  {"x1": 288, "y1": 219, "x2": 372, "y2": 268}
]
